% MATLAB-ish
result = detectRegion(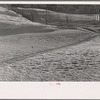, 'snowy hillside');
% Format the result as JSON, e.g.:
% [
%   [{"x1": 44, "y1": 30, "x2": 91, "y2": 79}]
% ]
[{"x1": 0, "y1": 6, "x2": 99, "y2": 81}]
